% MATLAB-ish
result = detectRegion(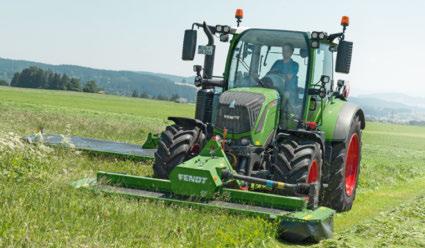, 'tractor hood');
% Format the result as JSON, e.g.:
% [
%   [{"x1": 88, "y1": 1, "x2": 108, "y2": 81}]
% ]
[{"x1": 214, "y1": 87, "x2": 280, "y2": 146}]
